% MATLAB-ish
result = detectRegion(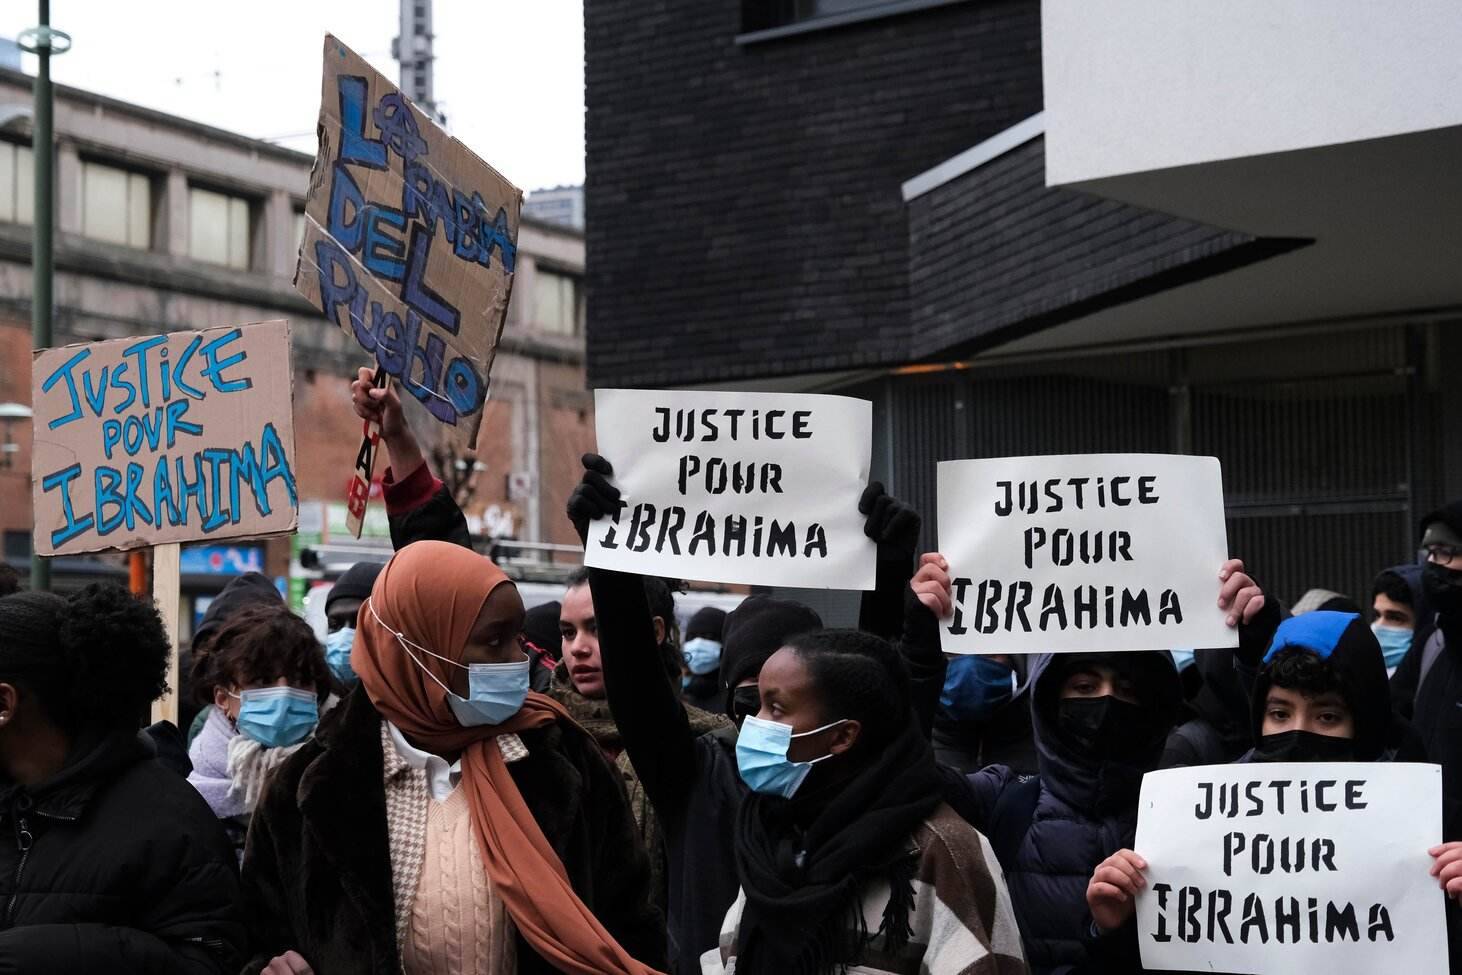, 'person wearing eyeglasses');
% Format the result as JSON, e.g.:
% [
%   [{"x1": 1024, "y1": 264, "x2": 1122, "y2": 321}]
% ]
[{"x1": 1390, "y1": 501, "x2": 1462, "y2": 839}]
